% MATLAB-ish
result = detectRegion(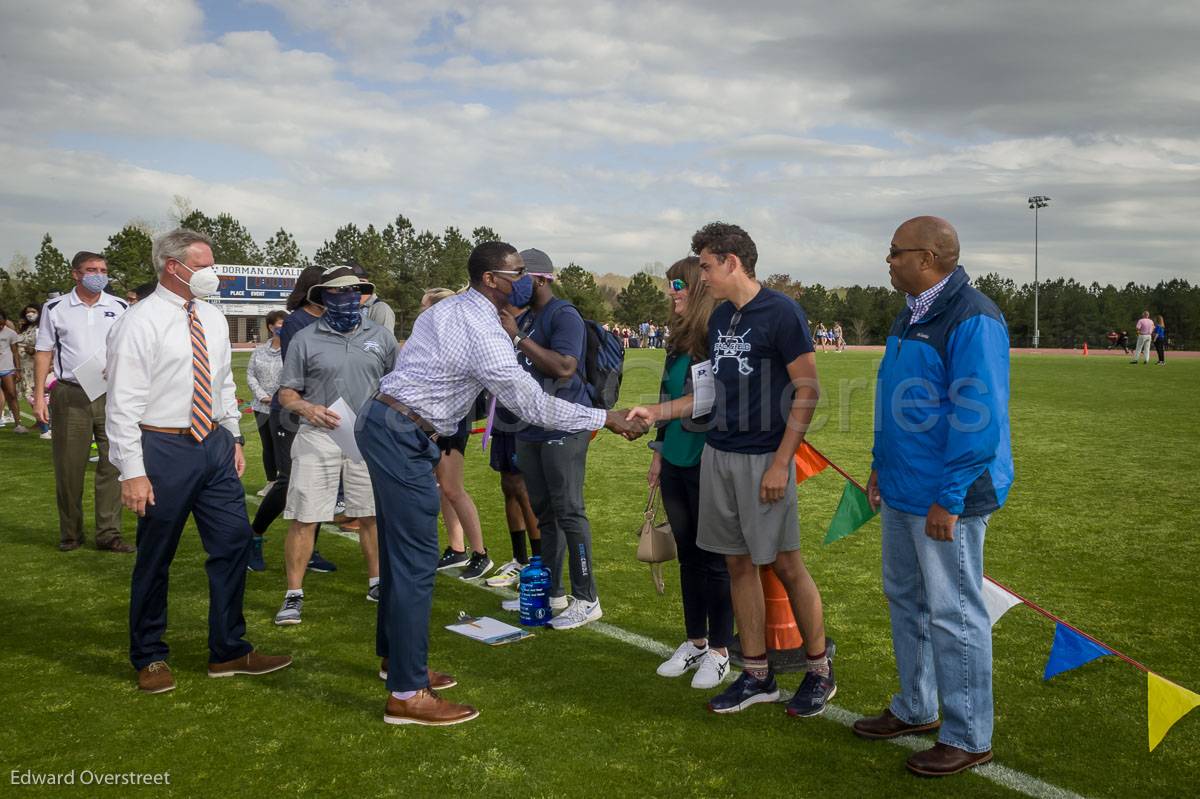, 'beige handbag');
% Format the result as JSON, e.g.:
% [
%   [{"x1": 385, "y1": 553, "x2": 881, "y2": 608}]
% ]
[{"x1": 636, "y1": 486, "x2": 677, "y2": 594}]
